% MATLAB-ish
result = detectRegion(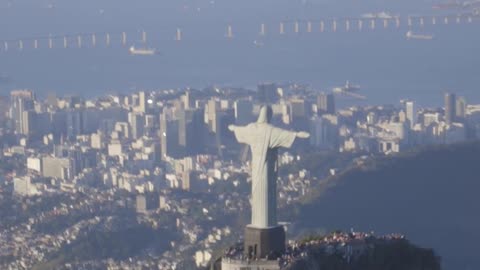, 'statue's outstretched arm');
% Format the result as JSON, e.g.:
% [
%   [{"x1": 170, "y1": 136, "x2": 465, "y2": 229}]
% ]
[
  {"x1": 295, "y1": 131, "x2": 310, "y2": 139},
  {"x1": 229, "y1": 125, "x2": 252, "y2": 144}
]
